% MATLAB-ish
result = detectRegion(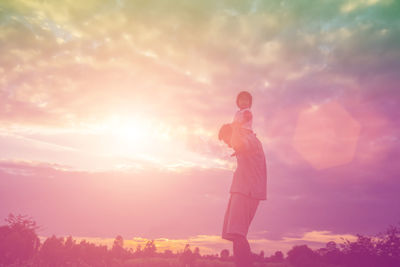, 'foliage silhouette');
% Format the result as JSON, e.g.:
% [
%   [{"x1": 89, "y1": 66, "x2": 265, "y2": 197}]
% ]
[
  {"x1": 287, "y1": 244, "x2": 321, "y2": 267},
  {"x1": 1, "y1": 213, "x2": 400, "y2": 266},
  {"x1": 220, "y1": 248, "x2": 230, "y2": 261},
  {"x1": 0, "y1": 213, "x2": 40, "y2": 266}
]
